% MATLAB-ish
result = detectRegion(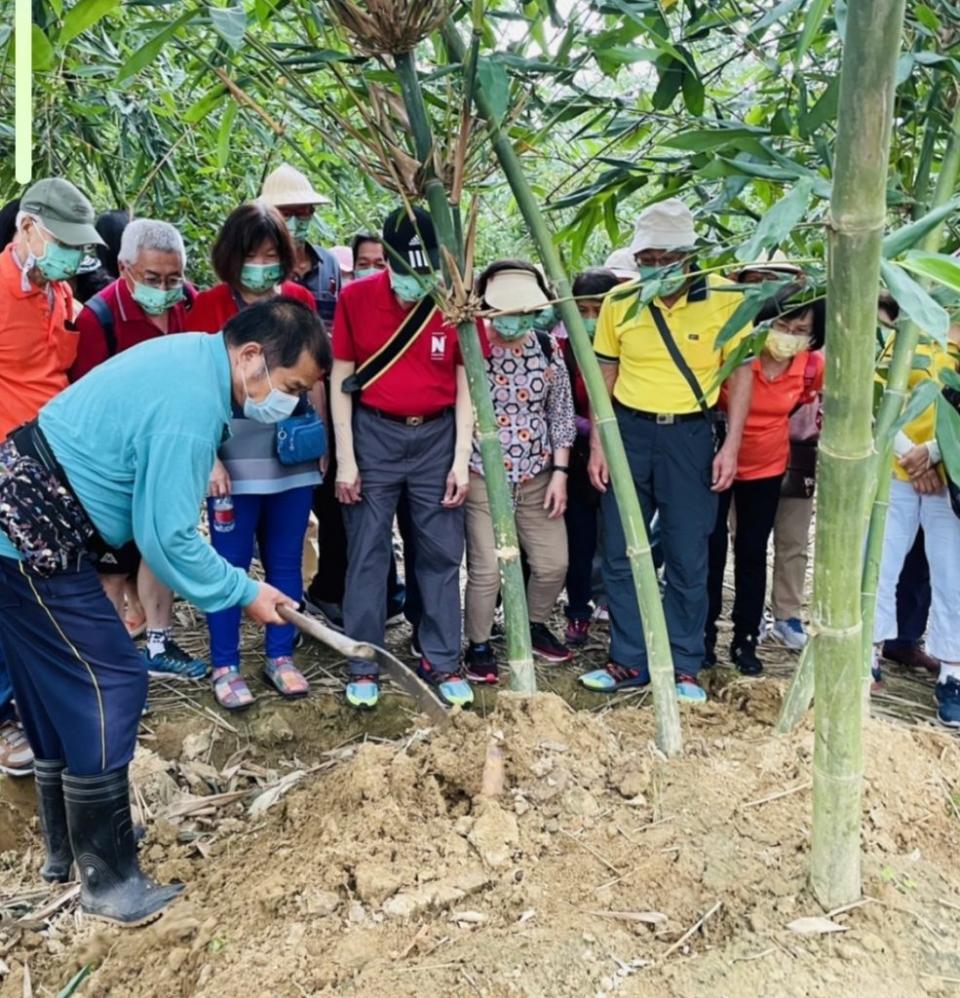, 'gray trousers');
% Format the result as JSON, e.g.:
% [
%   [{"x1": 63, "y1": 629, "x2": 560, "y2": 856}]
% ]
[
  {"x1": 601, "y1": 405, "x2": 716, "y2": 677},
  {"x1": 343, "y1": 406, "x2": 464, "y2": 676}
]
